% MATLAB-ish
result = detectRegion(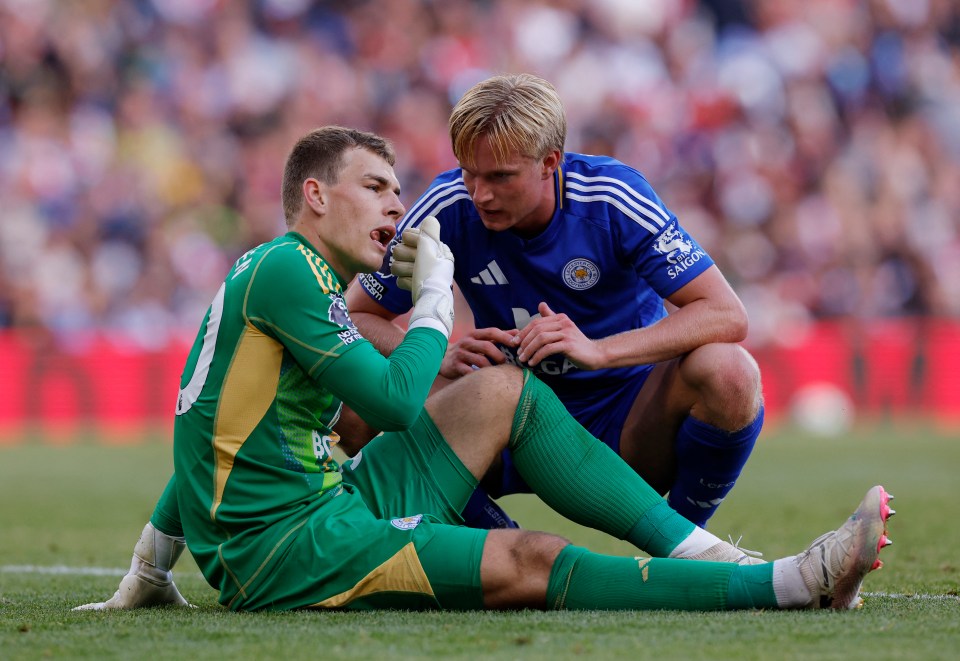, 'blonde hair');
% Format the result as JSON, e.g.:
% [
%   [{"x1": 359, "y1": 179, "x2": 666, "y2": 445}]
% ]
[{"x1": 449, "y1": 73, "x2": 566, "y2": 167}]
